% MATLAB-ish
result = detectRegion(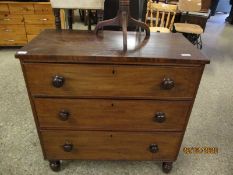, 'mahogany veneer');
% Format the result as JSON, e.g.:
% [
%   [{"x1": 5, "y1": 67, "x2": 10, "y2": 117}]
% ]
[
  {"x1": 41, "y1": 131, "x2": 182, "y2": 161},
  {"x1": 15, "y1": 30, "x2": 209, "y2": 173}
]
